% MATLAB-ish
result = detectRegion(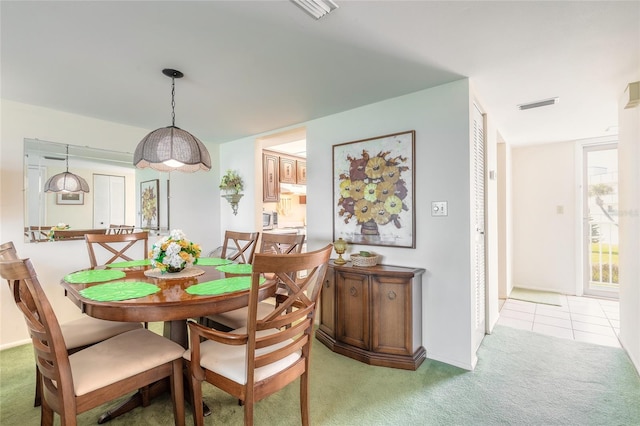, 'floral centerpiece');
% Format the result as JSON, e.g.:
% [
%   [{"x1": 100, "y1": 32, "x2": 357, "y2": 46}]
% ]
[
  {"x1": 150, "y1": 229, "x2": 201, "y2": 273},
  {"x1": 48, "y1": 222, "x2": 70, "y2": 240},
  {"x1": 219, "y1": 169, "x2": 244, "y2": 194}
]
